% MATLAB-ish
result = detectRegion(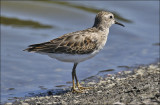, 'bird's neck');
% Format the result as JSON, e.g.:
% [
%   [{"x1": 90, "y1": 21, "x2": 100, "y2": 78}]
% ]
[
  {"x1": 92, "y1": 22, "x2": 110, "y2": 32},
  {"x1": 92, "y1": 25, "x2": 109, "y2": 34}
]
